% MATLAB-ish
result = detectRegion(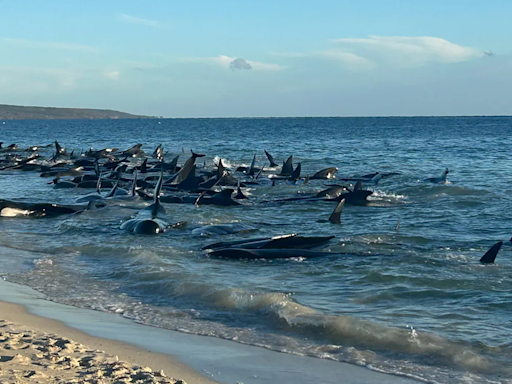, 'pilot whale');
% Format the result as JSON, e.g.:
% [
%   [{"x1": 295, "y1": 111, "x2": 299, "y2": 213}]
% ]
[
  {"x1": 424, "y1": 168, "x2": 449, "y2": 184},
  {"x1": 120, "y1": 172, "x2": 176, "y2": 234}
]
